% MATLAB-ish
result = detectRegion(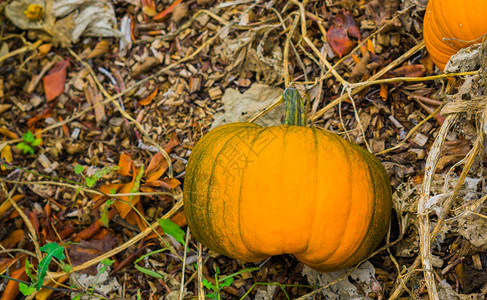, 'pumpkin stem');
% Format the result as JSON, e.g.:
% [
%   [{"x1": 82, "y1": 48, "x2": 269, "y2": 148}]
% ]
[{"x1": 283, "y1": 88, "x2": 306, "y2": 126}]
